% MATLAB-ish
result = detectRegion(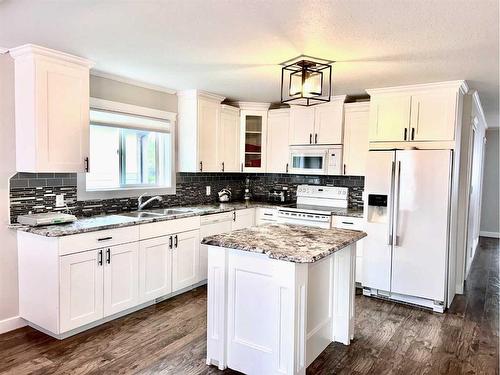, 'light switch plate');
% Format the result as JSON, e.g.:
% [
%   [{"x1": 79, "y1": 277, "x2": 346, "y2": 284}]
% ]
[{"x1": 206, "y1": 186, "x2": 211, "y2": 196}]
